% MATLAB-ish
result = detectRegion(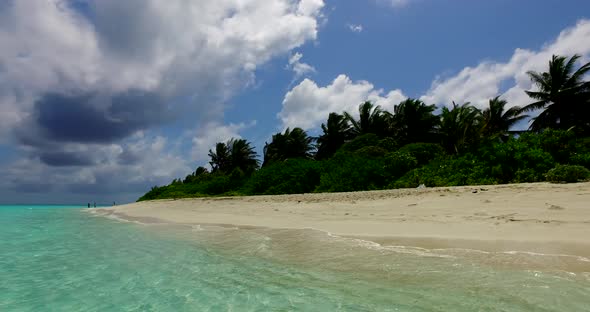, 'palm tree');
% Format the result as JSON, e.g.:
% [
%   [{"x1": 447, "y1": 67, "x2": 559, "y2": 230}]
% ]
[
  {"x1": 482, "y1": 96, "x2": 527, "y2": 141},
  {"x1": 228, "y1": 138, "x2": 259, "y2": 175},
  {"x1": 208, "y1": 142, "x2": 230, "y2": 173},
  {"x1": 391, "y1": 98, "x2": 439, "y2": 145},
  {"x1": 438, "y1": 102, "x2": 483, "y2": 154},
  {"x1": 523, "y1": 54, "x2": 590, "y2": 132},
  {"x1": 263, "y1": 128, "x2": 314, "y2": 166},
  {"x1": 208, "y1": 139, "x2": 259, "y2": 174},
  {"x1": 343, "y1": 101, "x2": 392, "y2": 137},
  {"x1": 316, "y1": 113, "x2": 354, "y2": 159}
]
